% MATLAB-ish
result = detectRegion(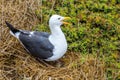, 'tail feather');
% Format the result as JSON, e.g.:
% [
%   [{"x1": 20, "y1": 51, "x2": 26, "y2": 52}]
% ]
[{"x1": 5, "y1": 21, "x2": 19, "y2": 34}]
